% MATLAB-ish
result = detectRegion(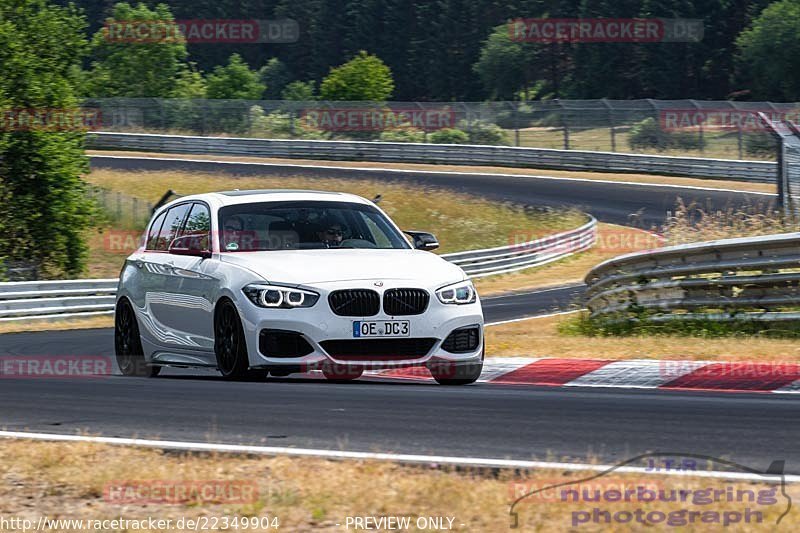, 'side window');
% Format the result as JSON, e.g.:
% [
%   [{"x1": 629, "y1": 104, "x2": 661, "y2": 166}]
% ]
[
  {"x1": 157, "y1": 203, "x2": 192, "y2": 251},
  {"x1": 181, "y1": 203, "x2": 211, "y2": 236},
  {"x1": 180, "y1": 203, "x2": 212, "y2": 250},
  {"x1": 145, "y1": 211, "x2": 167, "y2": 251}
]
